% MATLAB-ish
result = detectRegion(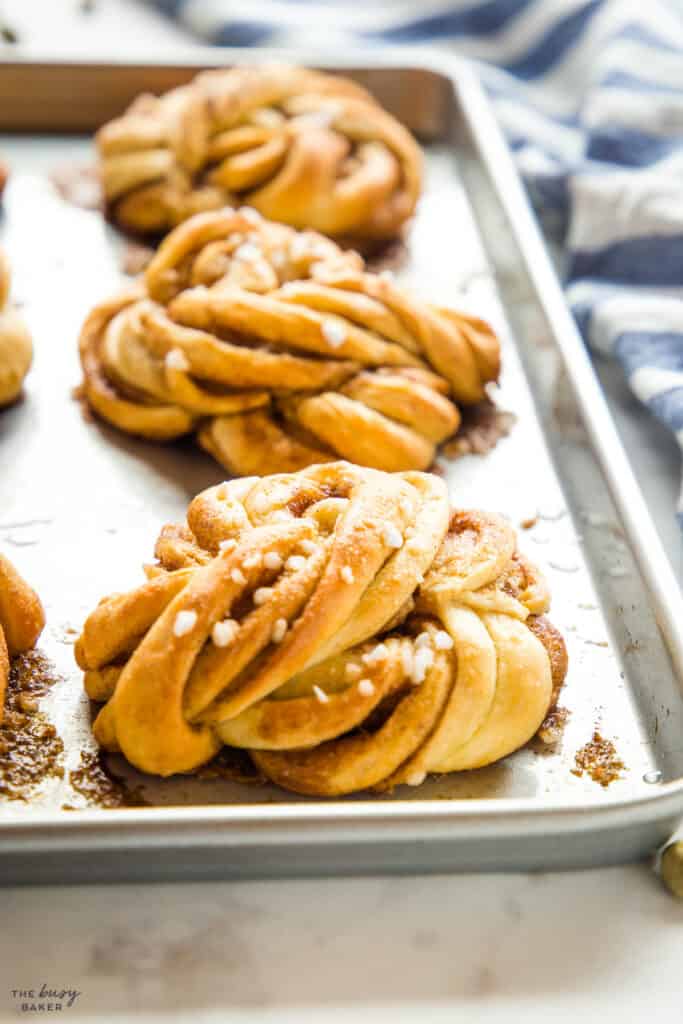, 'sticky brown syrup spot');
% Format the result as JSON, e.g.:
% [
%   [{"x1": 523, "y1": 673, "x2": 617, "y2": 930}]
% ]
[
  {"x1": 0, "y1": 650, "x2": 64, "y2": 800},
  {"x1": 571, "y1": 730, "x2": 625, "y2": 787},
  {"x1": 68, "y1": 750, "x2": 148, "y2": 808}
]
